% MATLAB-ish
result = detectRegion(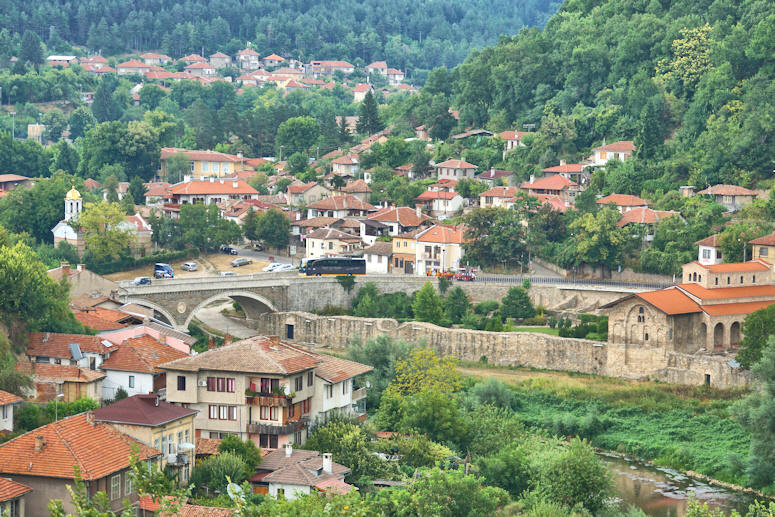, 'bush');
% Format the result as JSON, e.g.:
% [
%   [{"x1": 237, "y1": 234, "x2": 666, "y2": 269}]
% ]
[
  {"x1": 189, "y1": 452, "x2": 249, "y2": 494},
  {"x1": 500, "y1": 287, "x2": 535, "y2": 320},
  {"x1": 522, "y1": 314, "x2": 548, "y2": 326},
  {"x1": 548, "y1": 315, "x2": 558, "y2": 328},
  {"x1": 475, "y1": 300, "x2": 500, "y2": 315},
  {"x1": 484, "y1": 317, "x2": 503, "y2": 332},
  {"x1": 85, "y1": 248, "x2": 199, "y2": 275}
]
